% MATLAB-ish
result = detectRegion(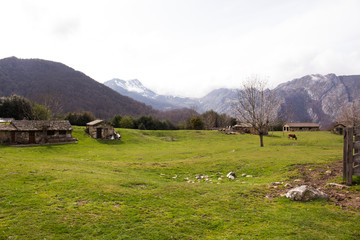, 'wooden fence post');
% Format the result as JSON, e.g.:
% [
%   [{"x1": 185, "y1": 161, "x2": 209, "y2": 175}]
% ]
[
  {"x1": 343, "y1": 128, "x2": 348, "y2": 183},
  {"x1": 346, "y1": 128, "x2": 354, "y2": 186}
]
